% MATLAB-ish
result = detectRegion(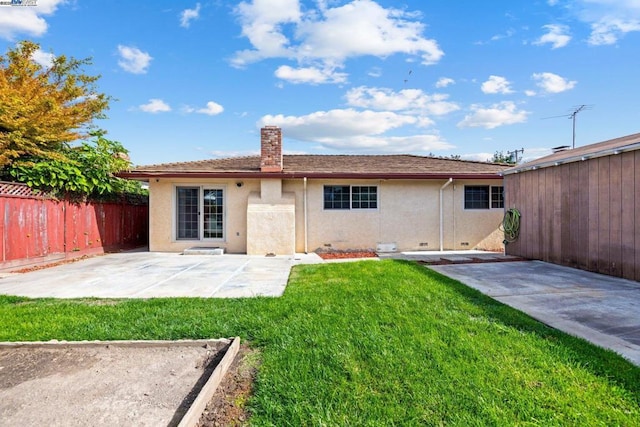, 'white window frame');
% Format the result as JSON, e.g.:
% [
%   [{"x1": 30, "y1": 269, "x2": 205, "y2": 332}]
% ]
[
  {"x1": 173, "y1": 185, "x2": 227, "y2": 241},
  {"x1": 463, "y1": 185, "x2": 504, "y2": 210}
]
